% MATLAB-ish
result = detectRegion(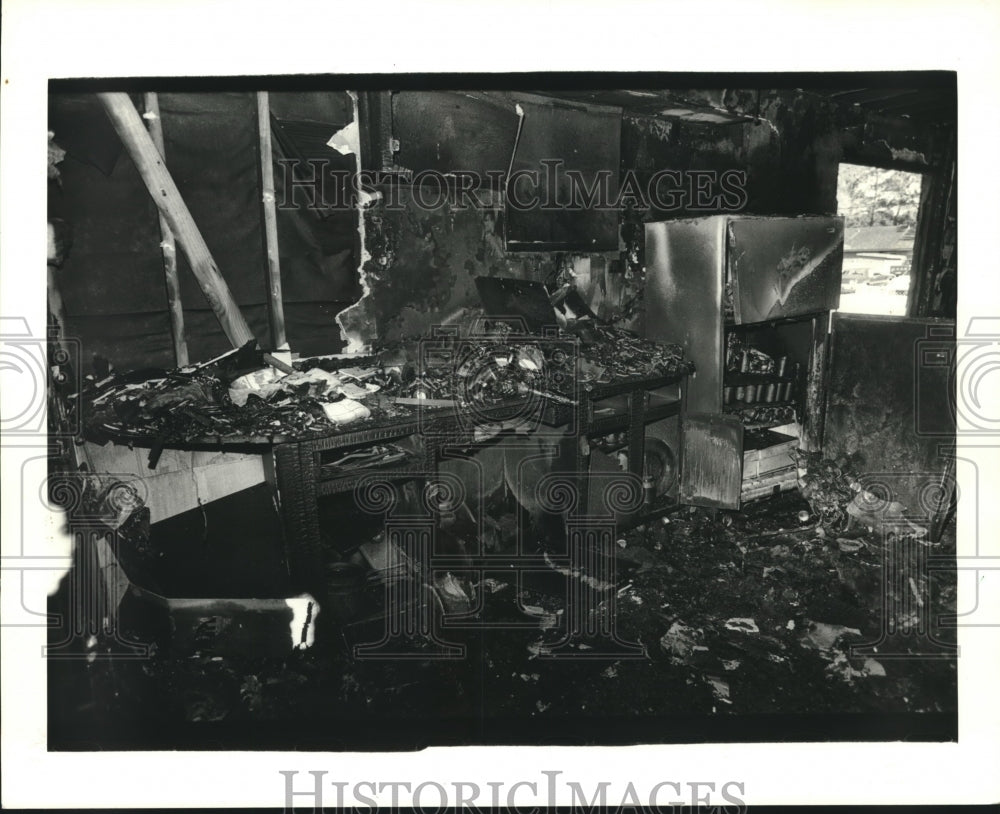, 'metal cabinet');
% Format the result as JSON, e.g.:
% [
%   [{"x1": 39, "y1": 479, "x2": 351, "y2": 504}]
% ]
[{"x1": 644, "y1": 215, "x2": 844, "y2": 509}]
